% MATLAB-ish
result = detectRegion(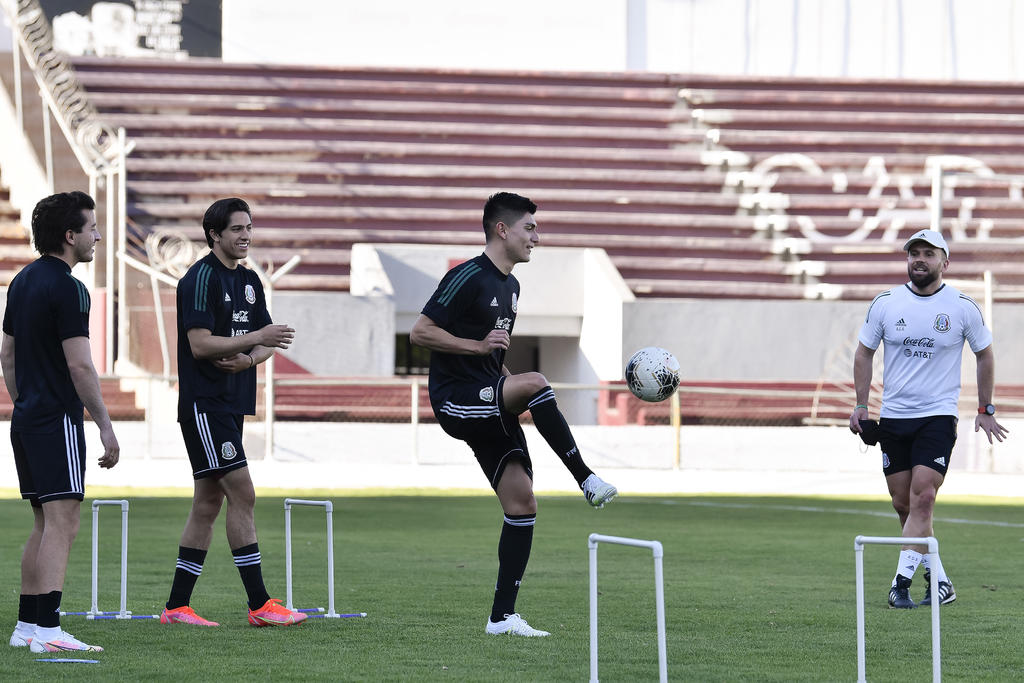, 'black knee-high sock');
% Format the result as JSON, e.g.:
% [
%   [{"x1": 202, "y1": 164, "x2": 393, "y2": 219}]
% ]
[
  {"x1": 232, "y1": 543, "x2": 271, "y2": 610},
  {"x1": 18, "y1": 594, "x2": 37, "y2": 625},
  {"x1": 36, "y1": 591, "x2": 61, "y2": 629},
  {"x1": 166, "y1": 546, "x2": 208, "y2": 610},
  {"x1": 490, "y1": 513, "x2": 535, "y2": 622},
  {"x1": 527, "y1": 386, "x2": 593, "y2": 486}
]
